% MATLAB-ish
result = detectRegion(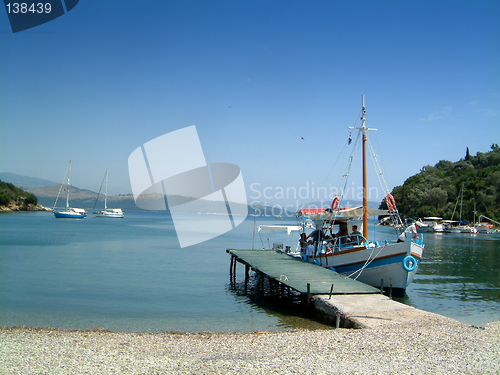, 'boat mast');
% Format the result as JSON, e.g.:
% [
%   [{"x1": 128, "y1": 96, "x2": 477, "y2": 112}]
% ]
[
  {"x1": 361, "y1": 97, "x2": 368, "y2": 240},
  {"x1": 104, "y1": 168, "x2": 109, "y2": 210},
  {"x1": 459, "y1": 181, "x2": 464, "y2": 223},
  {"x1": 349, "y1": 96, "x2": 376, "y2": 241},
  {"x1": 66, "y1": 161, "x2": 72, "y2": 209}
]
